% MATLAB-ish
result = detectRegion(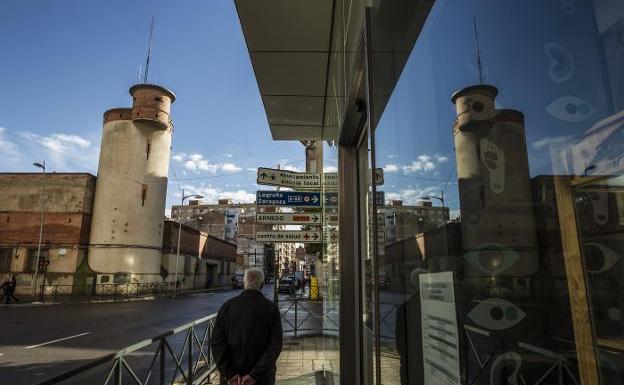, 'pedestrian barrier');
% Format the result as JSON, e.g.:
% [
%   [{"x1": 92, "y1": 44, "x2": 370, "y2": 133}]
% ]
[
  {"x1": 38, "y1": 282, "x2": 197, "y2": 302},
  {"x1": 34, "y1": 313, "x2": 218, "y2": 385}
]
